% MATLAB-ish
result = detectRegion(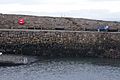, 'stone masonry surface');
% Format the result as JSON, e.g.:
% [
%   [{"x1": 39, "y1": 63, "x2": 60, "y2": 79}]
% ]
[
  {"x1": 0, "y1": 29, "x2": 120, "y2": 58},
  {"x1": 1, "y1": 14, "x2": 120, "y2": 58}
]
